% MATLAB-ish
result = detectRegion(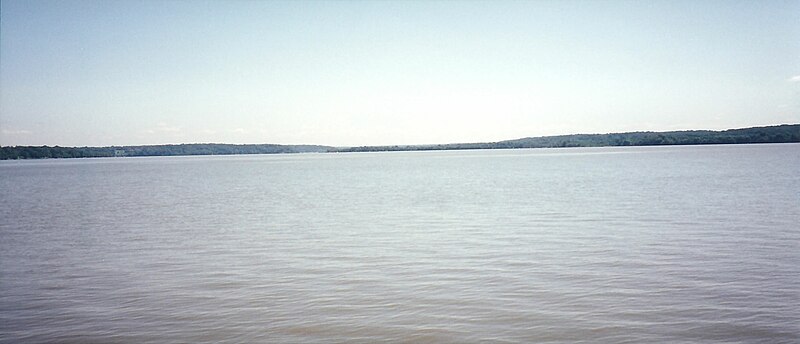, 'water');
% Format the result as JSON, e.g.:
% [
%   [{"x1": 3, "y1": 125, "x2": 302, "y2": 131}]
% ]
[{"x1": 1, "y1": 144, "x2": 799, "y2": 343}]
